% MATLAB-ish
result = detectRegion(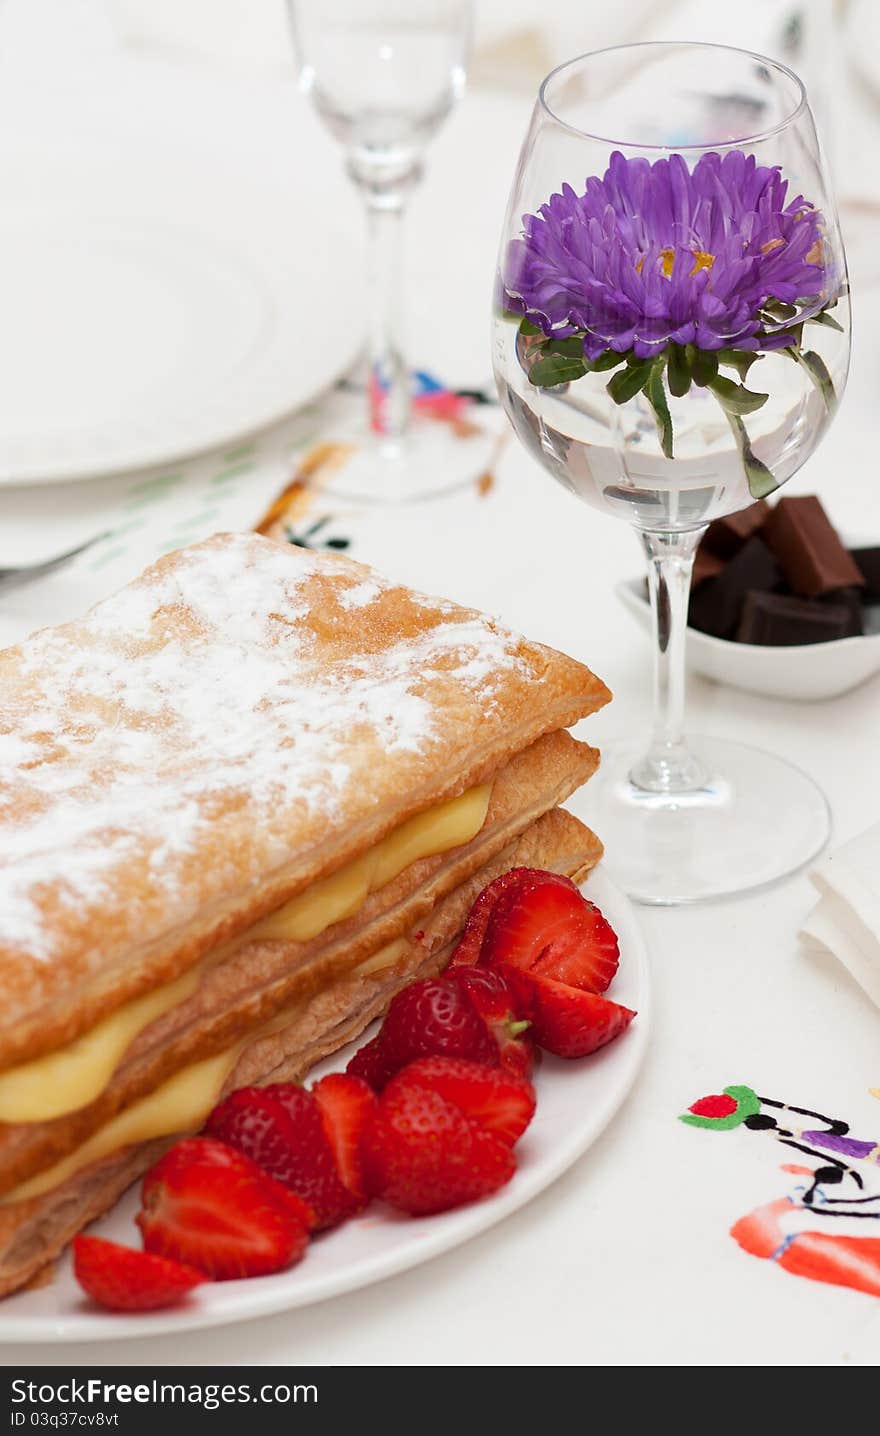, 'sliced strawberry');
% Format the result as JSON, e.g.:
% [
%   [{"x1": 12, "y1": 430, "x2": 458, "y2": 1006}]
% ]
[
  {"x1": 362, "y1": 1082, "x2": 515, "y2": 1216},
  {"x1": 206, "y1": 1083, "x2": 355, "y2": 1230},
  {"x1": 393, "y1": 1057, "x2": 535, "y2": 1147},
  {"x1": 312, "y1": 1073, "x2": 377, "y2": 1204},
  {"x1": 484, "y1": 877, "x2": 619, "y2": 995},
  {"x1": 73, "y1": 1235, "x2": 203, "y2": 1312},
  {"x1": 445, "y1": 965, "x2": 536, "y2": 1078},
  {"x1": 499, "y1": 964, "x2": 635, "y2": 1060},
  {"x1": 346, "y1": 1034, "x2": 397, "y2": 1090},
  {"x1": 532, "y1": 901, "x2": 619, "y2": 993},
  {"x1": 448, "y1": 867, "x2": 578, "y2": 967},
  {"x1": 137, "y1": 1137, "x2": 311, "y2": 1280}
]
